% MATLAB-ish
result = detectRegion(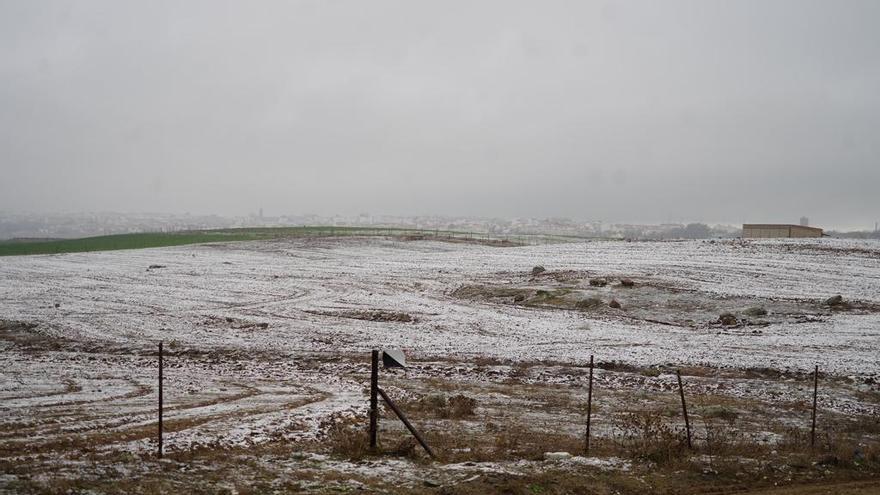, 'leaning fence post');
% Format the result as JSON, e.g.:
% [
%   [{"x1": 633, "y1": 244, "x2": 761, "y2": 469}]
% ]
[
  {"x1": 585, "y1": 355, "x2": 594, "y2": 455},
  {"x1": 369, "y1": 349, "x2": 379, "y2": 450},
  {"x1": 676, "y1": 370, "x2": 692, "y2": 449},
  {"x1": 158, "y1": 341, "x2": 163, "y2": 459},
  {"x1": 377, "y1": 388, "x2": 435, "y2": 458},
  {"x1": 811, "y1": 365, "x2": 819, "y2": 447}
]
